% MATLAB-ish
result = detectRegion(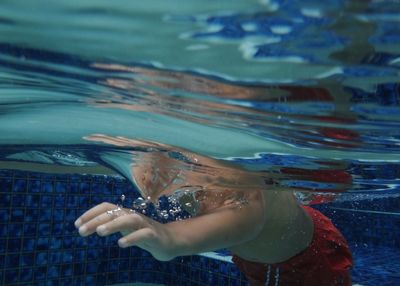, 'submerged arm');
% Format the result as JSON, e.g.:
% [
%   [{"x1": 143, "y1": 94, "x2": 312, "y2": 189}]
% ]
[{"x1": 75, "y1": 189, "x2": 265, "y2": 261}]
